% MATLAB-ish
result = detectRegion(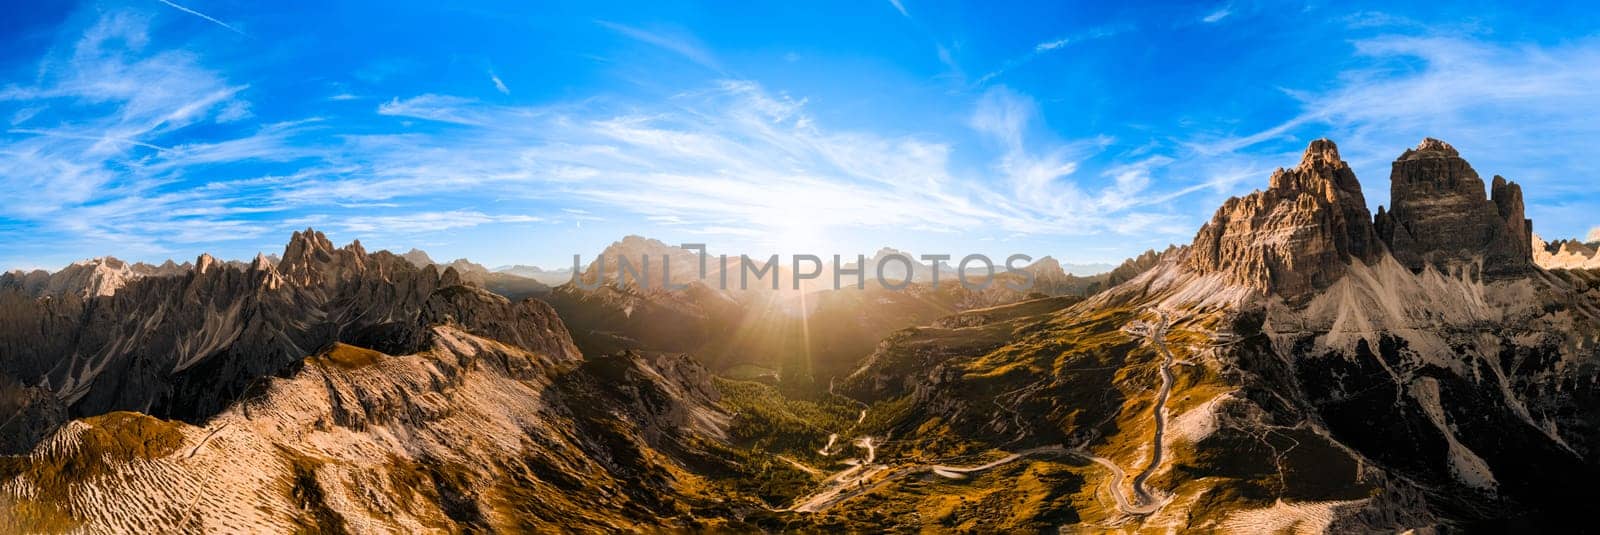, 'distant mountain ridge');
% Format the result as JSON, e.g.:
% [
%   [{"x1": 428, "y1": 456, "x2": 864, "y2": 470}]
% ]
[
  {"x1": 1, "y1": 255, "x2": 279, "y2": 299},
  {"x1": 493, "y1": 264, "x2": 576, "y2": 285}
]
